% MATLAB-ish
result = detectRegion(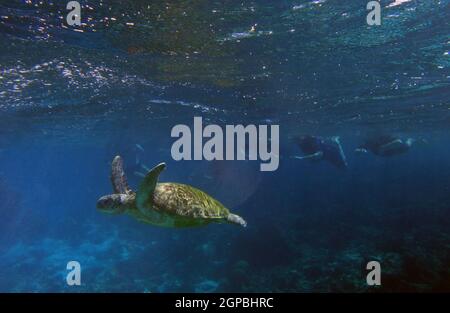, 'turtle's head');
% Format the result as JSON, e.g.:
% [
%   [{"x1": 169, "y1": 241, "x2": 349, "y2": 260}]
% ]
[
  {"x1": 227, "y1": 213, "x2": 247, "y2": 227},
  {"x1": 96, "y1": 194, "x2": 128, "y2": 214}
]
